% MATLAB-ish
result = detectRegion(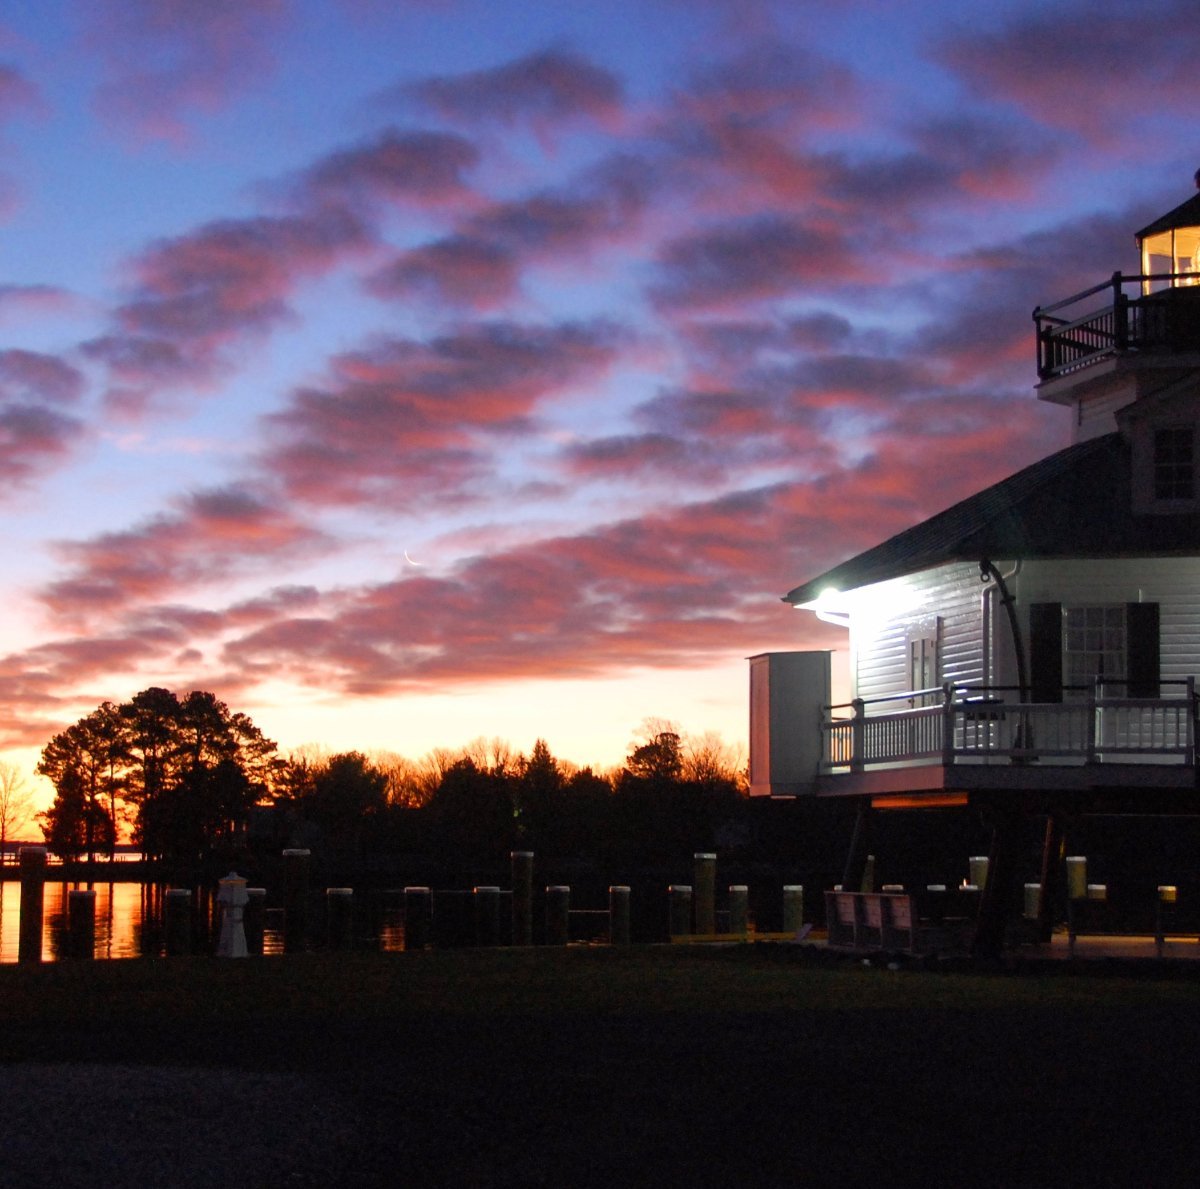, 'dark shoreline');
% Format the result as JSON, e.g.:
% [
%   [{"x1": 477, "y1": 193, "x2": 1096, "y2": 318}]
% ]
[{"x1": 2, "y1": 947, "x2": 1198, "y2": 1186}]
